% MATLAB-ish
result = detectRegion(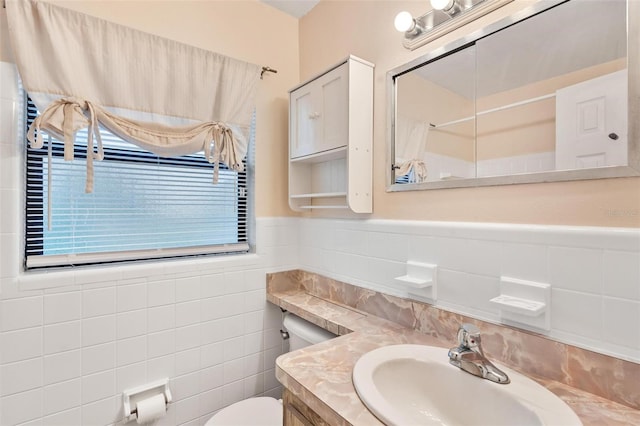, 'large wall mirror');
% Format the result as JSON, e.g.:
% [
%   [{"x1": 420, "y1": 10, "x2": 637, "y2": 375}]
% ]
[{"x1": 388, "y1": 0, "x2": 639, "y2": 190}]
